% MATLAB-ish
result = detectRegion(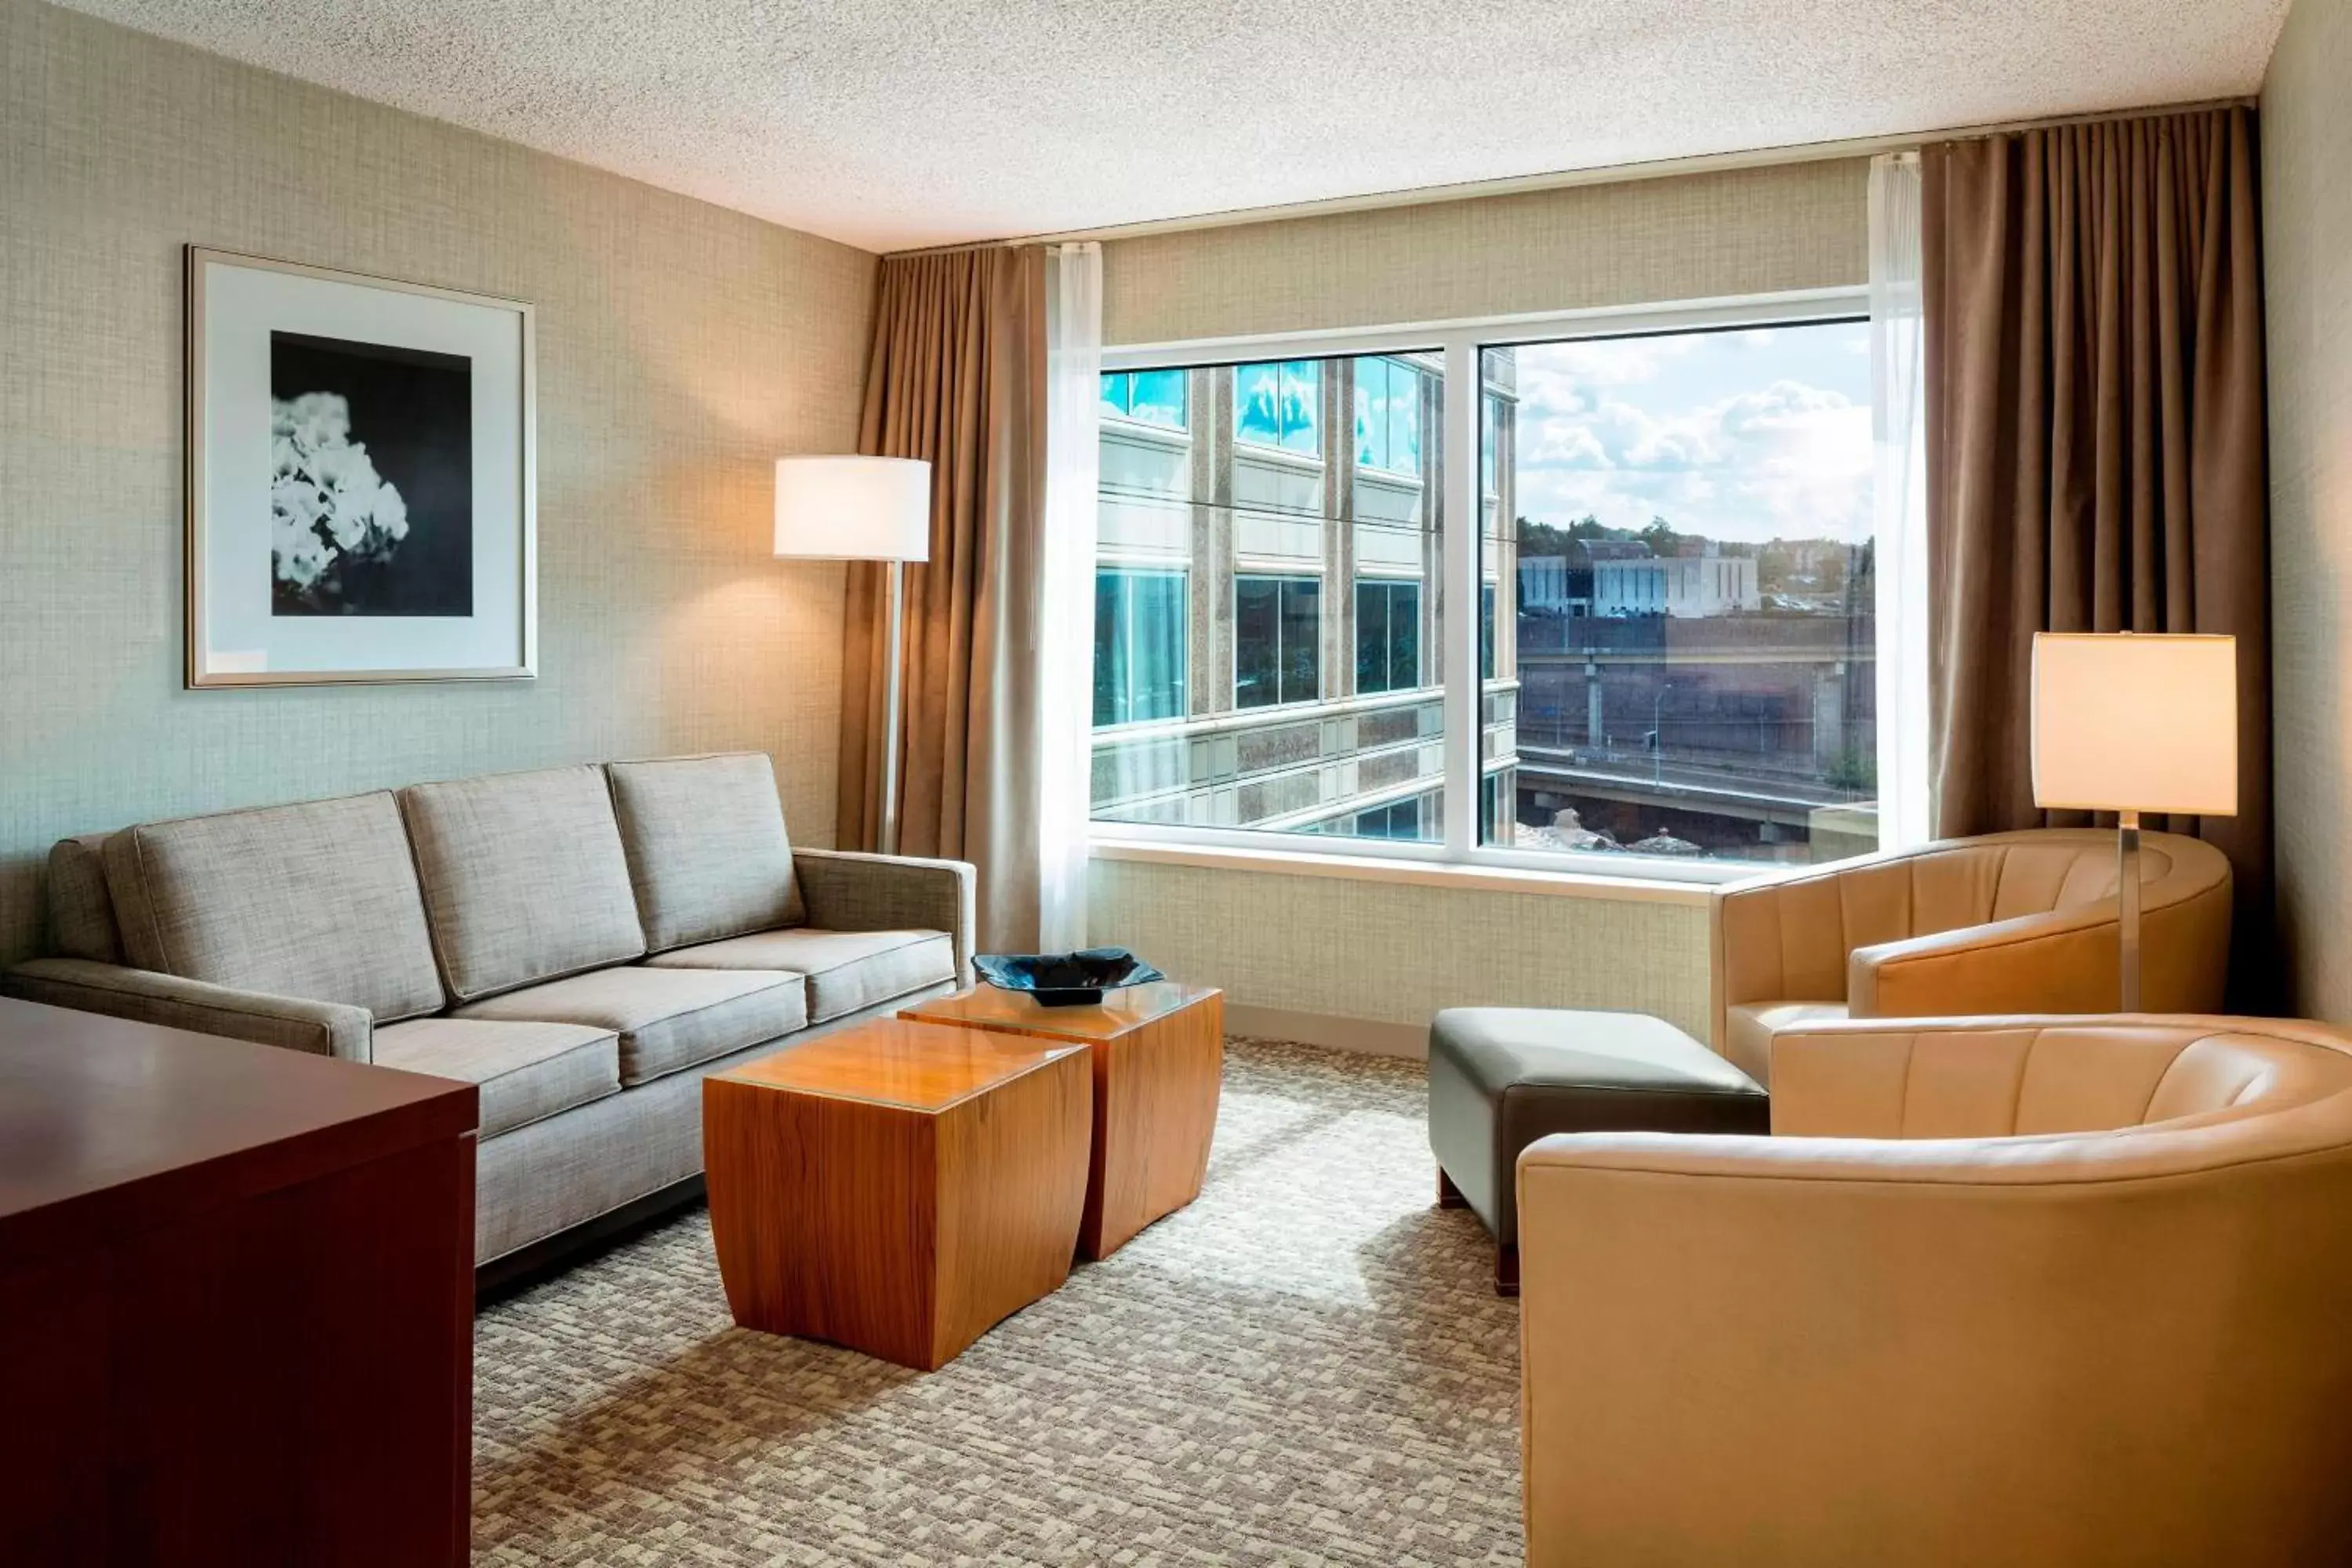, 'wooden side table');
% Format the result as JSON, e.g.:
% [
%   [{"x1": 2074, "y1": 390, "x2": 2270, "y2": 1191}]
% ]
[
  {"x1": 902, "y1": 982, "x2": 1223, "y2": 1260},
  {"x1": 702, "y1": 1018, "x2": 1091, "y2": 1371}
]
